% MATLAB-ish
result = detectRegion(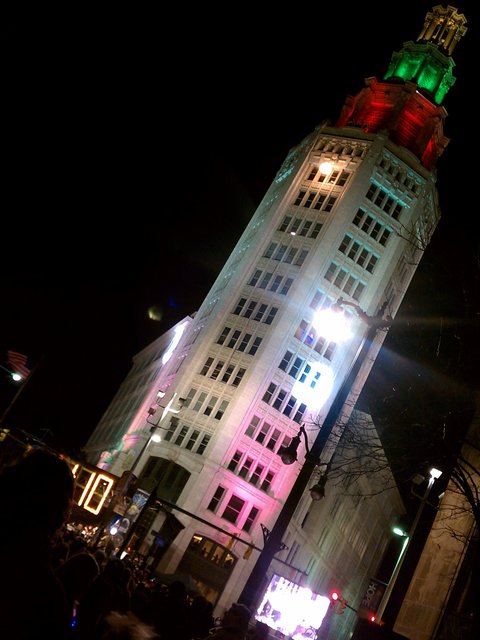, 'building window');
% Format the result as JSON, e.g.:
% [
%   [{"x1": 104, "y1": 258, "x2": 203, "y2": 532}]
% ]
[
  {"x1": 208, "y1": 486, "x2": 226, "y2": 512},
  {"x1": 239, "y1": 457, "x2": 254, "y2": 479},
  {"x1": 255, "y1": 422, "x2": 271, "y2": 444},
  {"x1": 210, "y1": 361, "x2": 224, "y2": 380},
  {"x1": 185, "y1": 430, "x2": 200, "y2": 450},
  {"x1": 228, "y1": 450, "x2": 242, "y2": 472},
  {"x1": 232, "y1": 368, "x2": 246, "y2": 387},
  {"x1": 200, "y1": 357, "x2": 214, "y2": 376},
  {"x1": 249, "y1": 337, "x2": 262, "y2": 355},
  {"x1": 215, "y1": 400, "x2": 229, "y2": 420},
  {"x1": 279, "y1": 350, "x2": 294, "y2": 372},
  {"x1": 261, "y1": 472, "x2": 274, "y2": 492},
  {"x1": 264, "y1": 307, "x2": 278, "y2": 324},
  {"x1": 243, "y1": 506, "x2": 259, "y2": 533},
  {"x1": 266, "y1": 428, "x2": 281, "y2": 451},
  {"x1": 197, "y1": 434, "x2": 210, "y2": 455},
  {"x1": 204, "y1": 396, "x2": 218, "y2": 416},
  {"x1": 217, "y1": 327, "x2": 231, "y2": 345},
  {"x1": 174, "y1": 426, "x2": 189, "y2": 446},
  {"x1": 233, "y1": 298, "x2": 247, "y2": 315},
  {"x1": 222, "y1": 495, "x2": 245, "y2": 525},
  {"x1": 245, "y1": 415, "x2": 261, "y2": 437}
]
